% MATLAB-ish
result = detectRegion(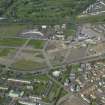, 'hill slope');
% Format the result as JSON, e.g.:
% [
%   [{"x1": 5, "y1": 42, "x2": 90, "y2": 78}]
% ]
[{"x1": 0, "y1": 0, "x2": 96, "y2": 24}]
